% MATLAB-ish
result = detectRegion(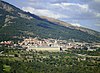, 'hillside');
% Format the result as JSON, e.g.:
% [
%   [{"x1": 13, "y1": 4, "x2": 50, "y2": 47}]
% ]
[
  {"x1": 40, "y1": 16, "x2": 100, "y2": 37},
  {"x1": 0, "y1": 1, "x2": 100, "y2": 42}
]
